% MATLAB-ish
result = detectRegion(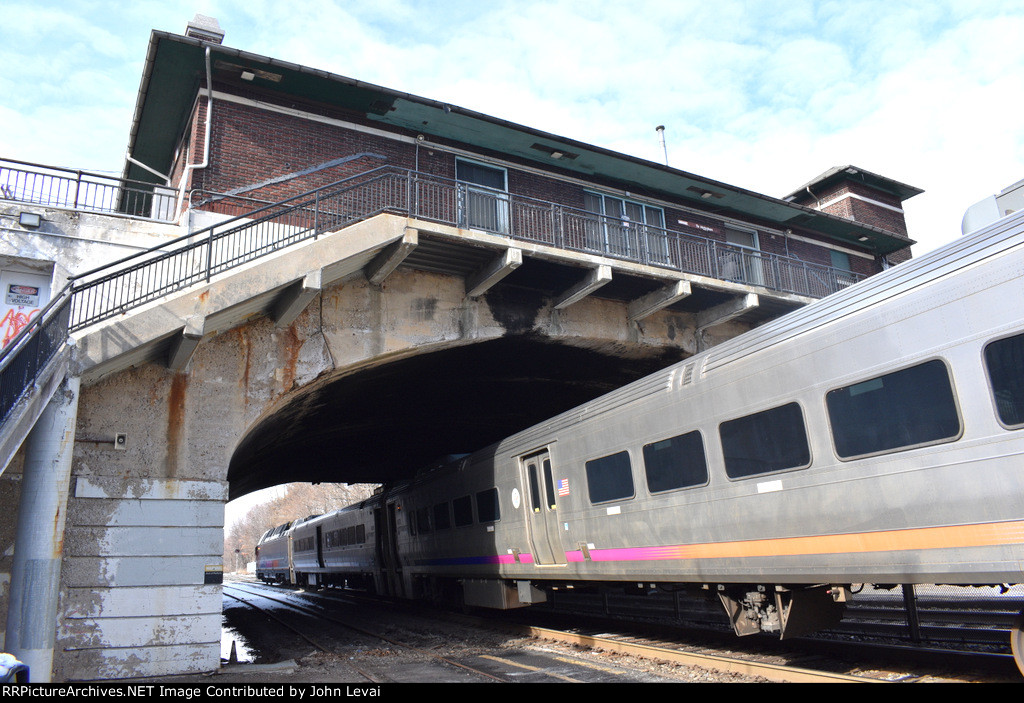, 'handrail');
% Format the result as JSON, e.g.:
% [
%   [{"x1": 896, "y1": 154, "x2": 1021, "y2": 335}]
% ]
[
  {"x1": 0, "y1": 157, "x2": 178, "y2": 222},
  {"x1": 1, "y1": 163, "x2": 864, "y2": 432},
  {"x1": 66, "y1": 165, "x2": 863, "y2": 331},
  {"x1": 0, "y1": 284, "x2": 73, "y2": 423}
]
